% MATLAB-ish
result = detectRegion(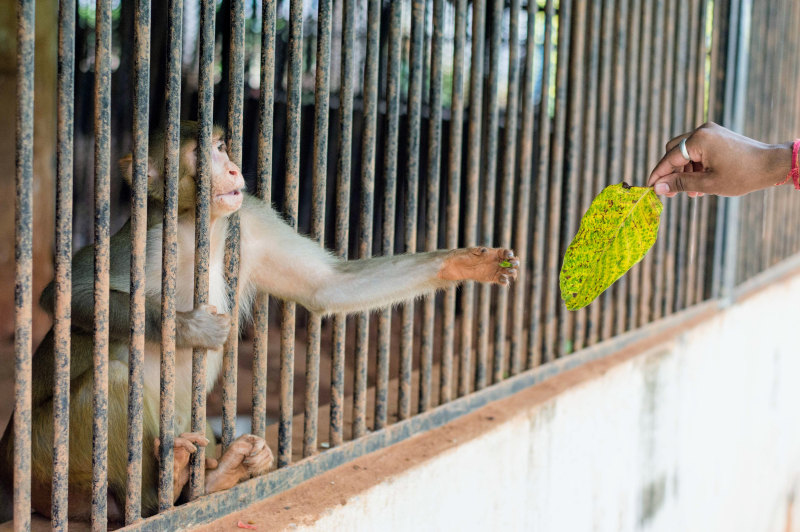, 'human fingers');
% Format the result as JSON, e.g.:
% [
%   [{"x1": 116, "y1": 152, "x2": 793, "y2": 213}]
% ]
[
  {"x1": 652, "y1": 171, "x2": 715, "y2": 195},
  {"x1": 665, "y1": 131, "x2": 692, "y2": 152},
  {"x1": 648, "y1": 134, "x2": 703, "y2": 187}
]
